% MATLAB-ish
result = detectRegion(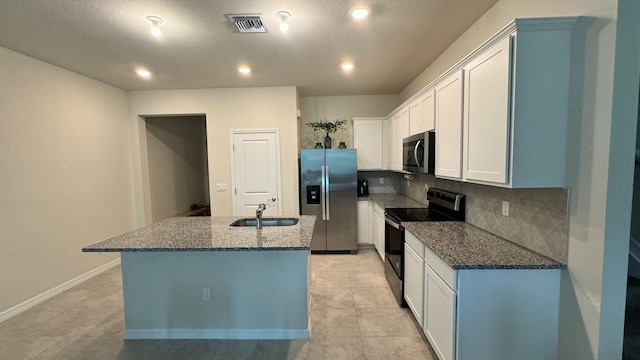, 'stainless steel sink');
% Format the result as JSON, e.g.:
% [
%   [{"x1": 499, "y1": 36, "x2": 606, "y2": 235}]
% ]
[{"x1": 230, "y1": 217, "x2": 299, "y2": 227}]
